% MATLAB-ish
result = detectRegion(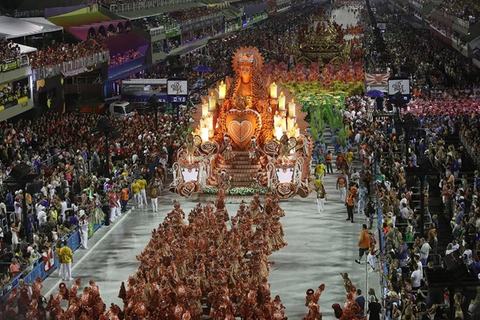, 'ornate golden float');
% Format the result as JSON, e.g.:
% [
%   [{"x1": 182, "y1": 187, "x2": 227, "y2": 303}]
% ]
[{"x1": 170, "y1": 47, "x2": 313, "y2": 199}]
